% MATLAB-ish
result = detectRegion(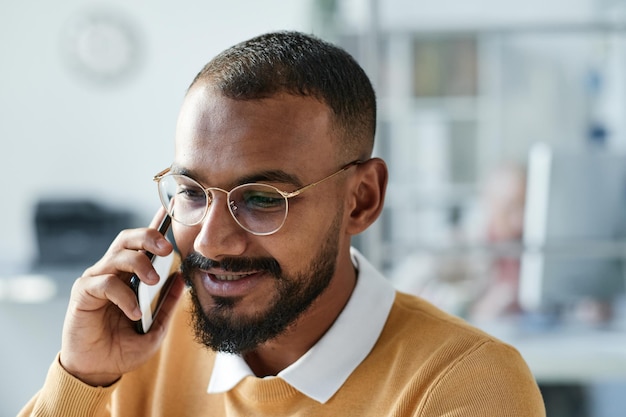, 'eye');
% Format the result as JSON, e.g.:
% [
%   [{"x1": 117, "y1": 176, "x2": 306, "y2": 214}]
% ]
[
  {"x1": 238, "y1": 186, "x2": 286, "y2": 211},
  {"x1": 171, "y1": 176, "x2": 206, "y2": 206},
  {"x1": 177, "y1": 185, "x2": 204, "y2": 200}
]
